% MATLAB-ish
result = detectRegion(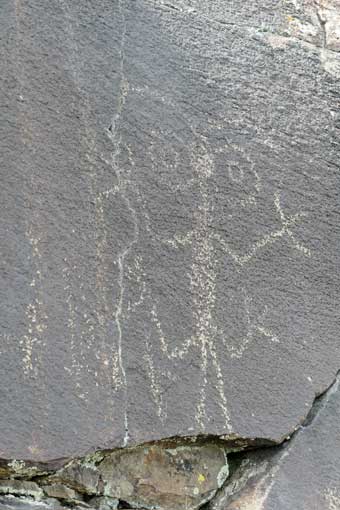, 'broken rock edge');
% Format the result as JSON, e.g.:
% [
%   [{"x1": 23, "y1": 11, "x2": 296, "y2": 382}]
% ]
[
  {"x1": 0, "y1": 370, "x2": 338, "y2": 510},
  {"x1": 1, "y1": 368, "x2": 339, "y2": 473},
  {"x1": 203, "y1": 370, "x2": 340, "y2": 509}
]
